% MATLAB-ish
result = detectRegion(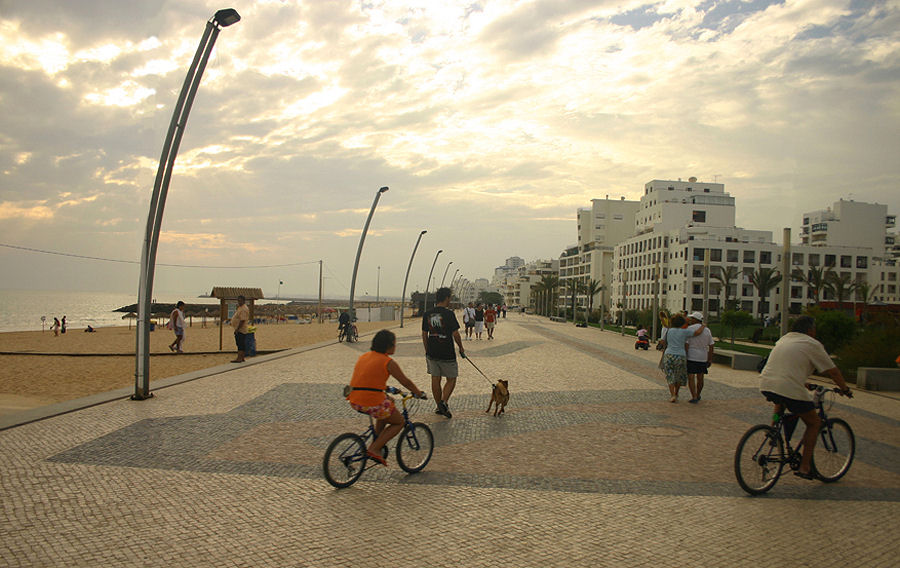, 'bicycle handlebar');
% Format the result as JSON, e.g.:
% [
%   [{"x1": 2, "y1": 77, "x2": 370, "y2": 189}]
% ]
[
  {"x1": 806, "y1": 383, "x2": 853, "y2": 398},
  {"x1": 385, "y1": 386, "x2": 427, "y2": 399}
]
